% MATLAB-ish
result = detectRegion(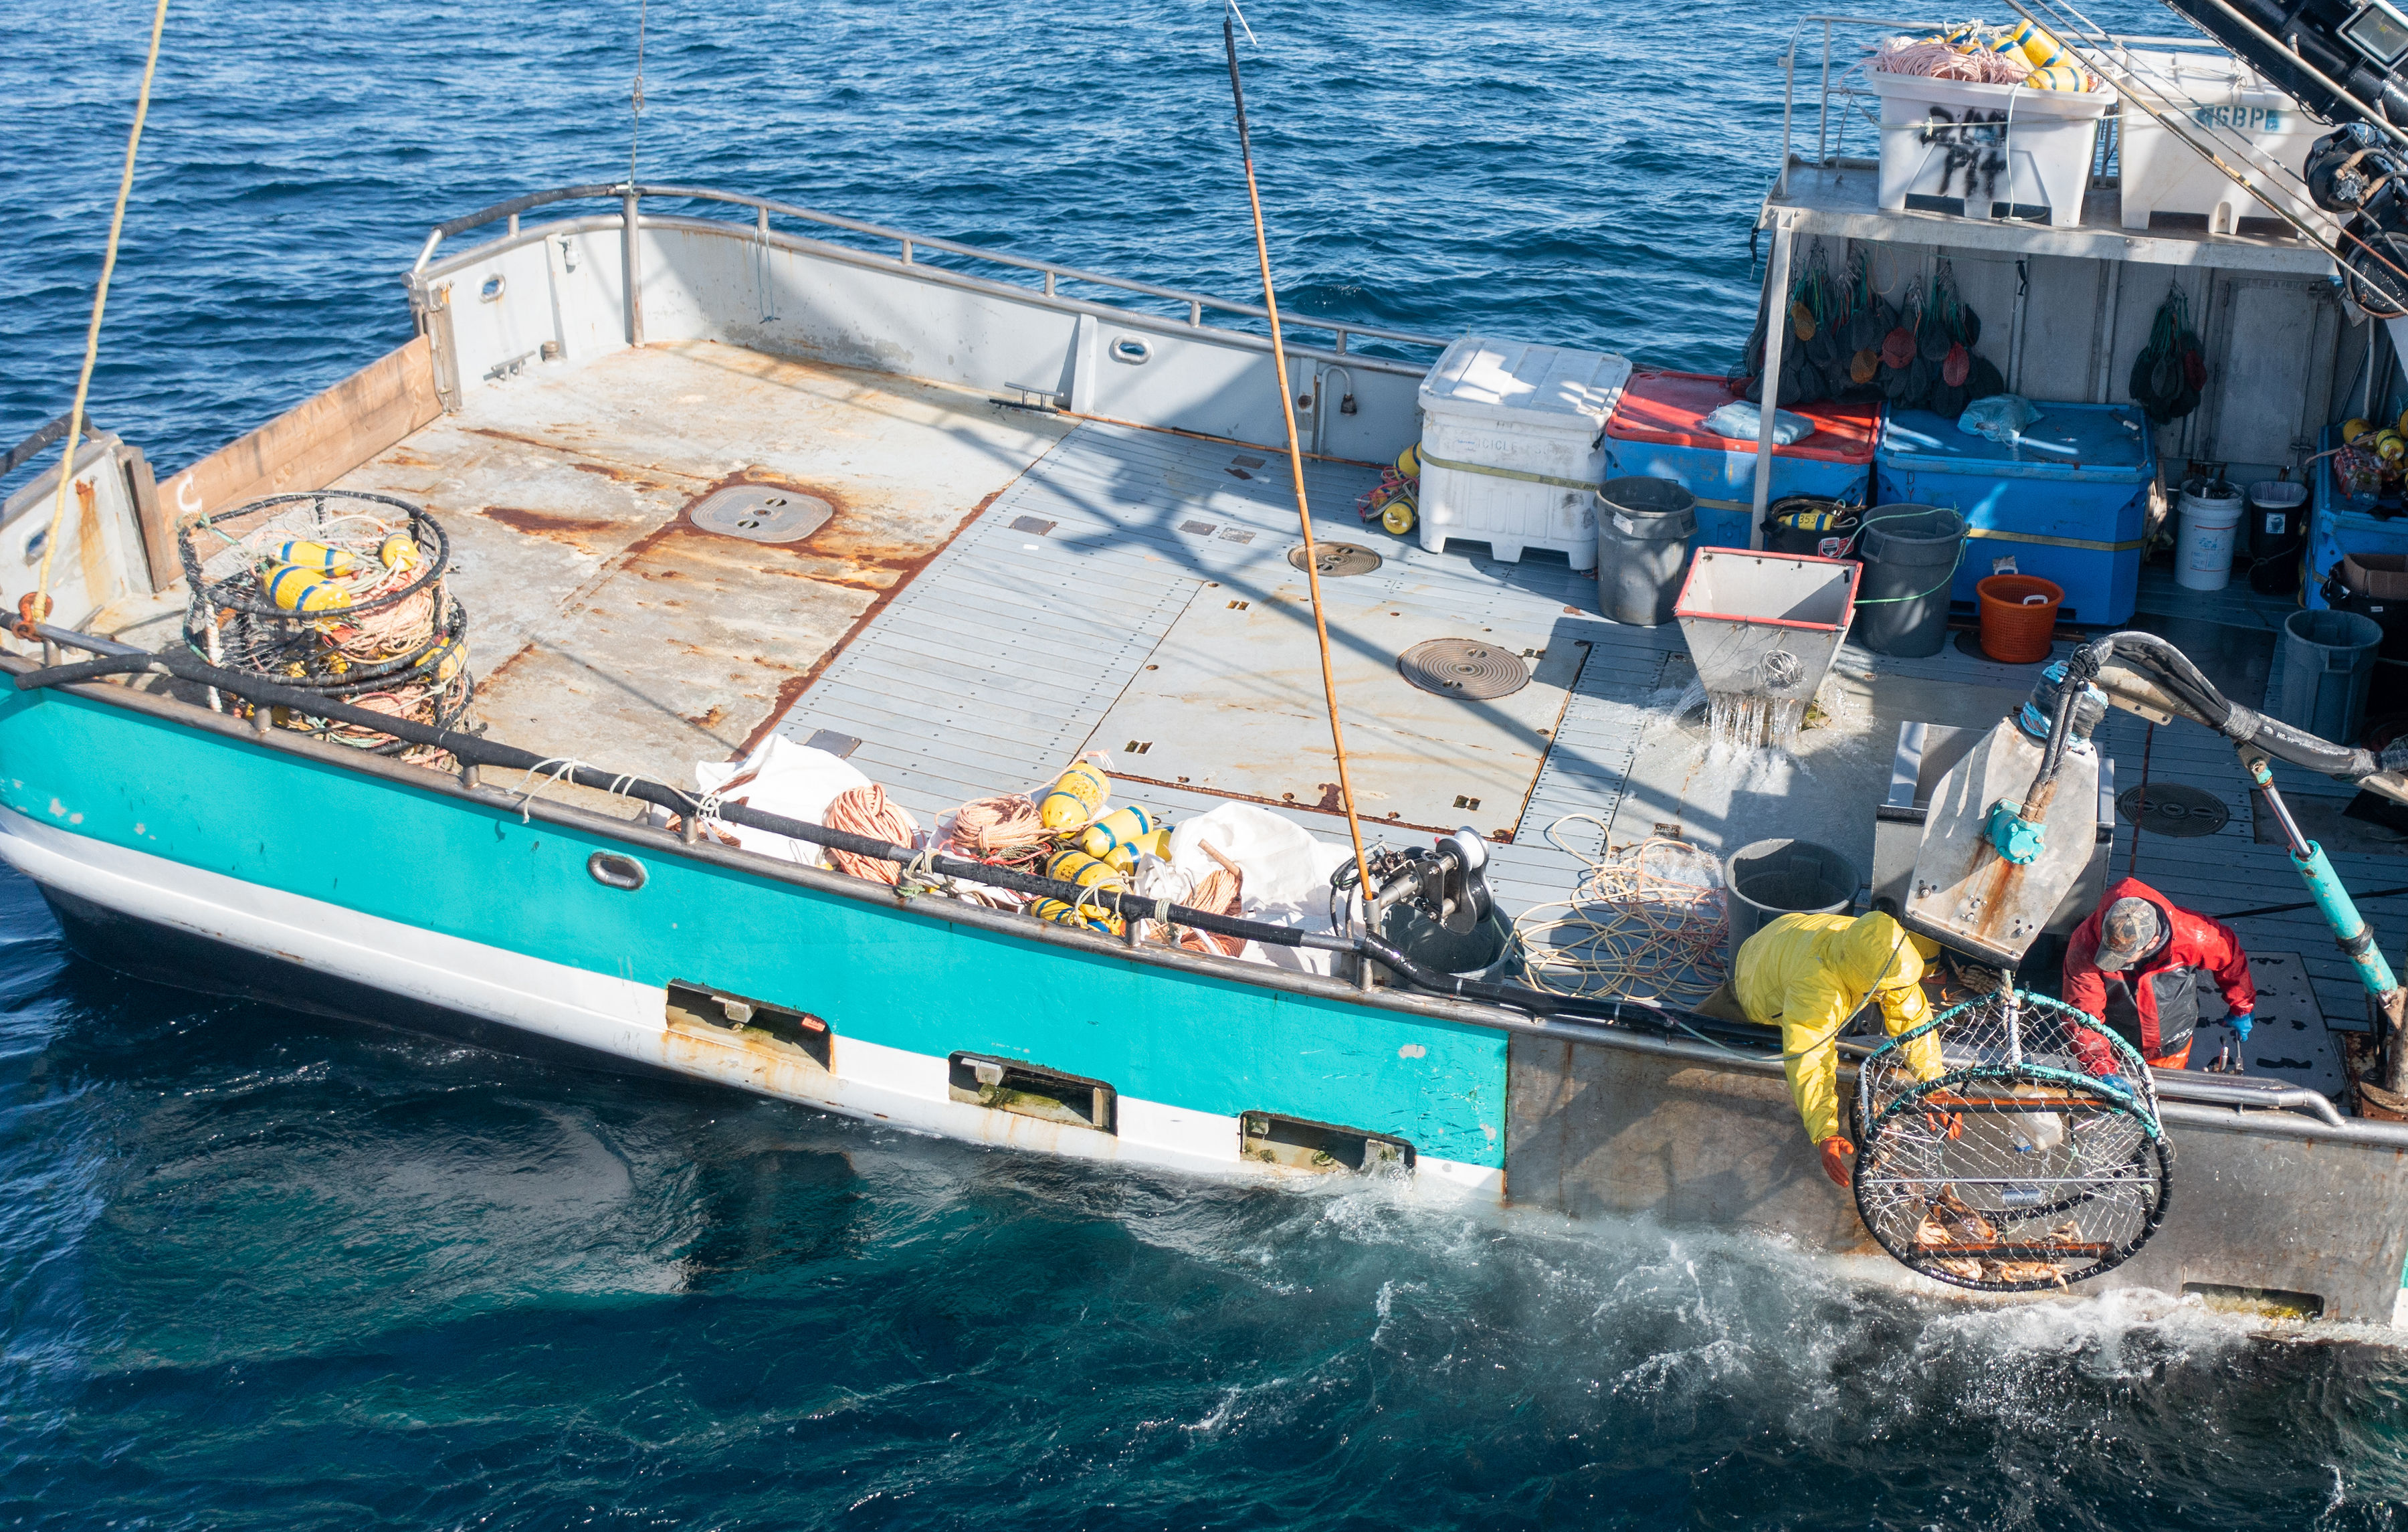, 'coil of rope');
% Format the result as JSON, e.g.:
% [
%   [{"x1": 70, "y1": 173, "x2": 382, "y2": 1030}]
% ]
[
  {"x1": 1513, "y1": 819, "x2": 1730, "y2": 1006},
  {"x1": 822, "y1": 784, "x2": 921, "y2": 884},
  {"x1": 944, "y1": 793, "x2": 1047, "y2": 860}
]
